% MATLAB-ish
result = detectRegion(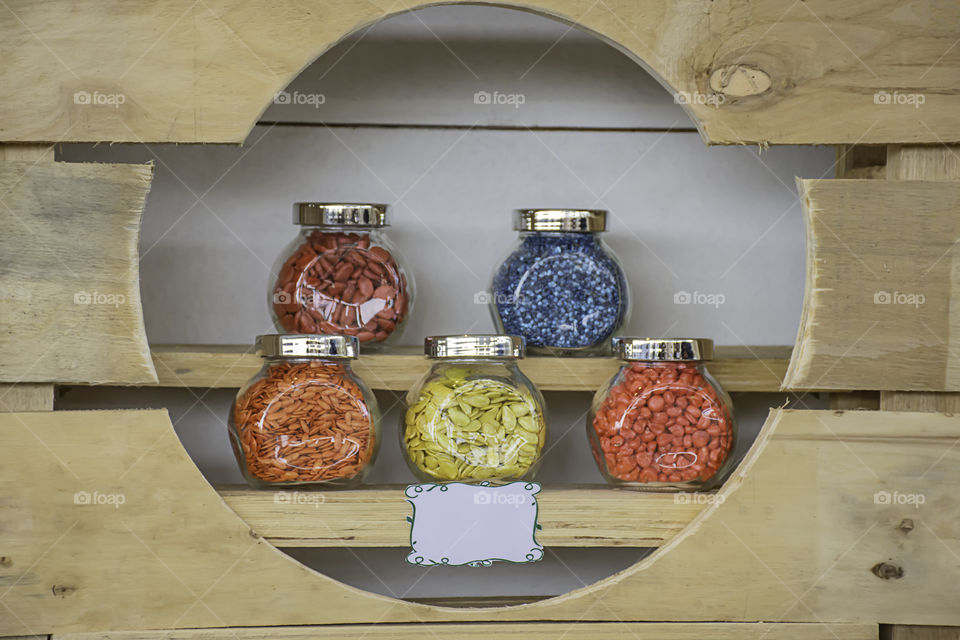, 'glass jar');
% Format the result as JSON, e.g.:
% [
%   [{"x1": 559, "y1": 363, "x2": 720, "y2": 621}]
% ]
[
  {"x1": 228, "y1": 334, "x2": 380, "y2": 488},
  {"x1": 489, "y1": 209, "x2": 629, "y2": 355},
  {"x1": 588, "y1": 338, "x2": 736, "y2": 490},
  {"x1": 401, "y1": 335, "x2": 547, "y2": 482},
  {"x1": 270, "y1": 203, "x2": 414, "y2": 348}
]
